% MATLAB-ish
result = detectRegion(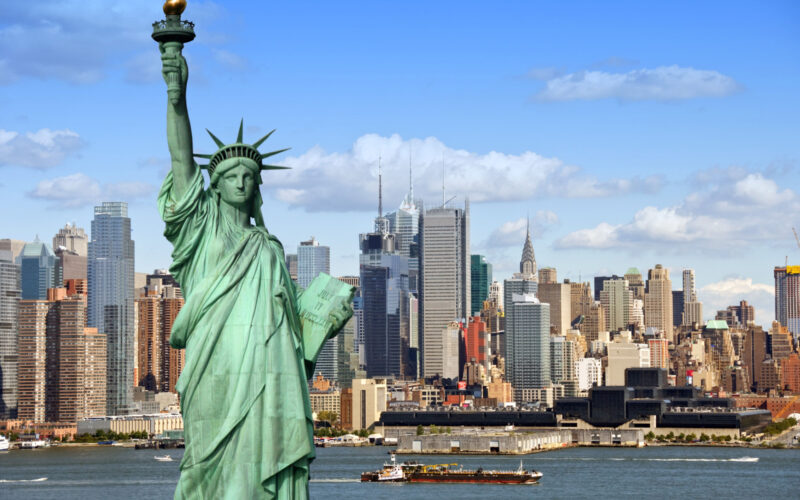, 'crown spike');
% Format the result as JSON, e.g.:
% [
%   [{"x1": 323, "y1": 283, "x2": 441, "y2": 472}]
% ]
[
  {"x1": 236, "y1": 119, "x2": 244, "y2": 143},
  {"x1": 252, "y1": 129, "x2": 276, "y2": 149},
  {"x1": 206, "y1": 129, "x2": 225, "y2": 148},
  {"x1": 261, "y1": 165, "x2": 291, "y2": 170},
  {"x1": 193, "y1": 153, "x2": 213, "y2": 159},
  {"x1": 260, "y1": 147, "x2": 291, "y2": 160}
]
